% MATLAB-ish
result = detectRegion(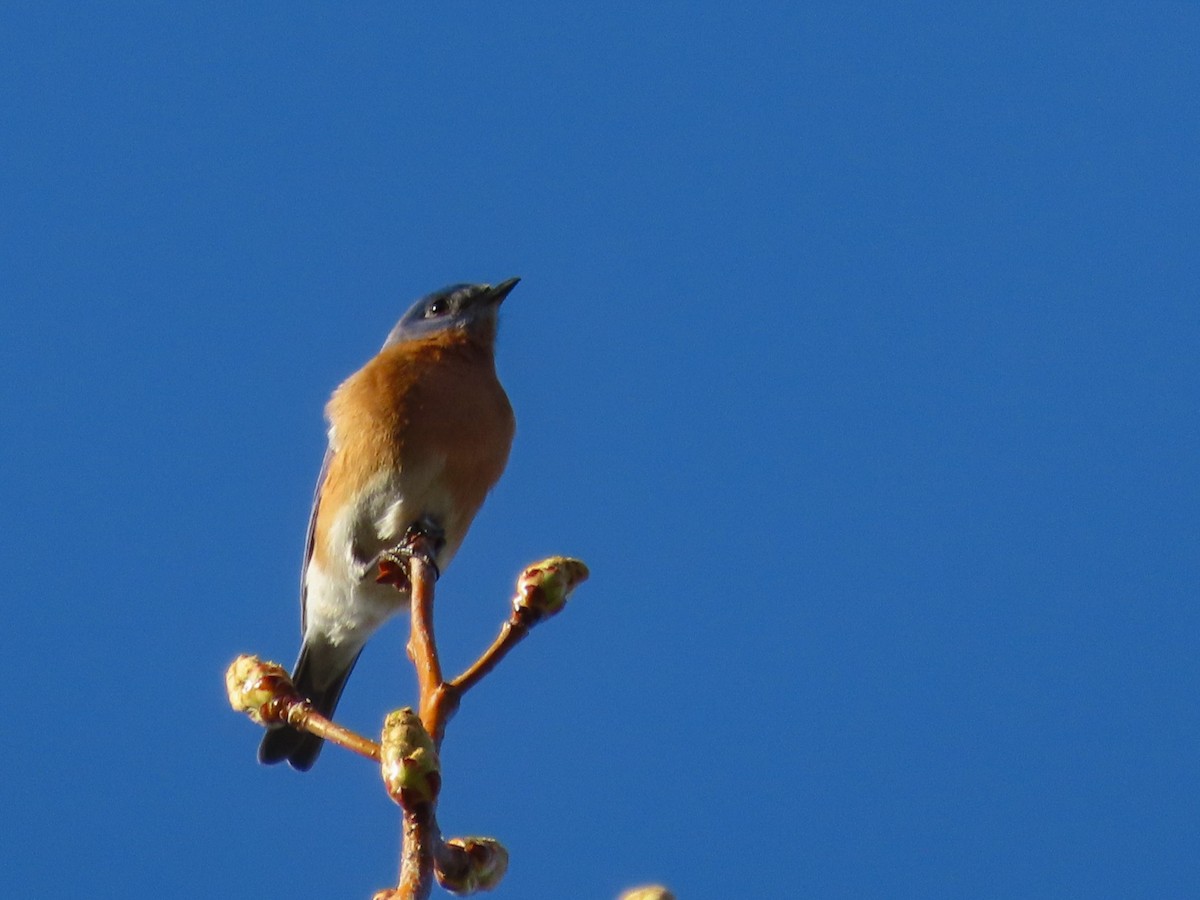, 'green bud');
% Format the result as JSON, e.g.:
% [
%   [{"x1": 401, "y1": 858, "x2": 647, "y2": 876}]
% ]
[
  {"x1": 225, "y1": 654, "x2": 294, "y2": 725},
  {"x1": 437, "y1": 836, "x2": 509, "y2": 894},
  {"x1": 380, "y1": 708, "x2": 441, "y2": 806},
  {"x1": 513, "y1": 557, "x2": 590, "y2": 620}
]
